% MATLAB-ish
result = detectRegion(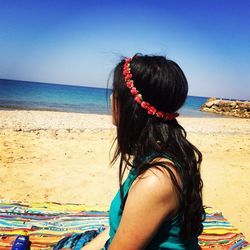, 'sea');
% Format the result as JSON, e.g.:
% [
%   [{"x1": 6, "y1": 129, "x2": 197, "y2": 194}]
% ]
[{"x1": 0, "y1": 79, "x2": 218, "y2": 117}]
